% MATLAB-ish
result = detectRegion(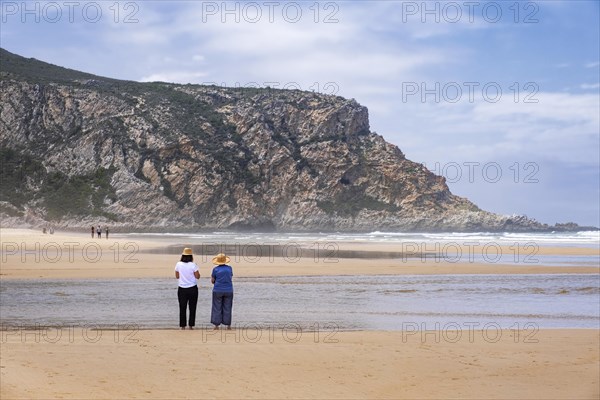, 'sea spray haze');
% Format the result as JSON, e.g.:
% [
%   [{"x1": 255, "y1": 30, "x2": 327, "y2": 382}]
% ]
[{"x1": 0, "y1": 48, "x2": 586, "y2": 232}]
